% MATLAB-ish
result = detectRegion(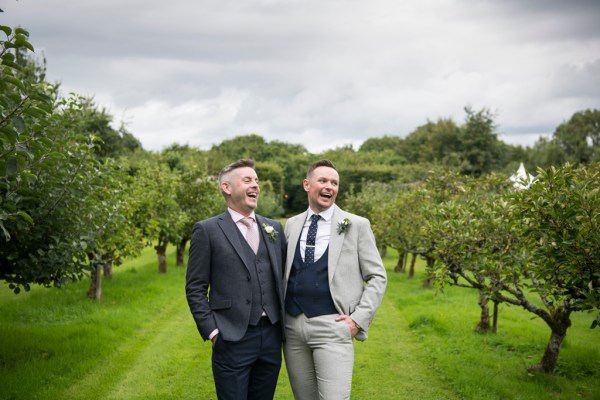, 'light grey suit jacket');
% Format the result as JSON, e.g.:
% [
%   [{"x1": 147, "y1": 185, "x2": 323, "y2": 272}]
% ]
[{"x1": 284, "y1": 204, "x2": 387, "y2": 341}]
